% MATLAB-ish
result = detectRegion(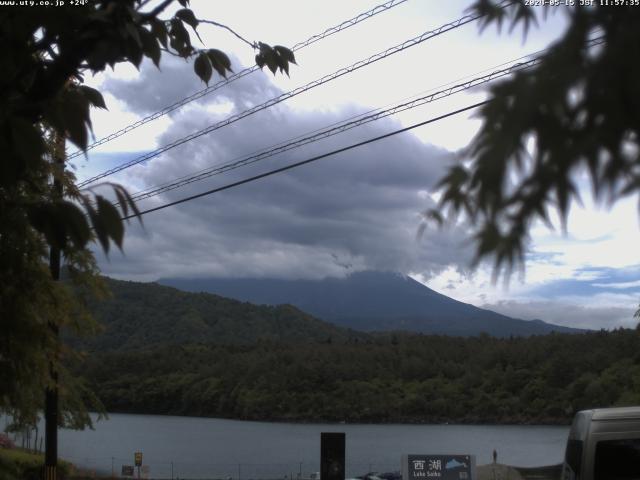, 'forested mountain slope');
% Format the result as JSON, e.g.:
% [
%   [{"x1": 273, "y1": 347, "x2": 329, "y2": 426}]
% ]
[
  {"x1": 73, "y1": 278, "x2": 363, "y2": 352},
  {"x1": 160, "y1": 271, "x2": 583, "y2": 337}
]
